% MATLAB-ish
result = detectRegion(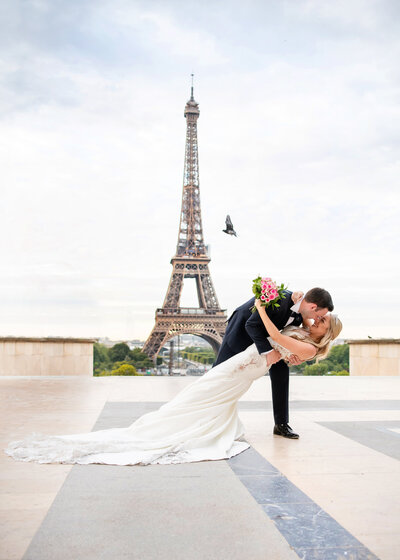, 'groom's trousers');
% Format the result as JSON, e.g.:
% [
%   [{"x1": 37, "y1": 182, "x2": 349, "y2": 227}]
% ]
[
  {"x1": 214, "y1": 343, "x2": 290, "y2": 425},
  {"x1": 268, "y1": 360, "x2": 290, "y2": 425}
]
